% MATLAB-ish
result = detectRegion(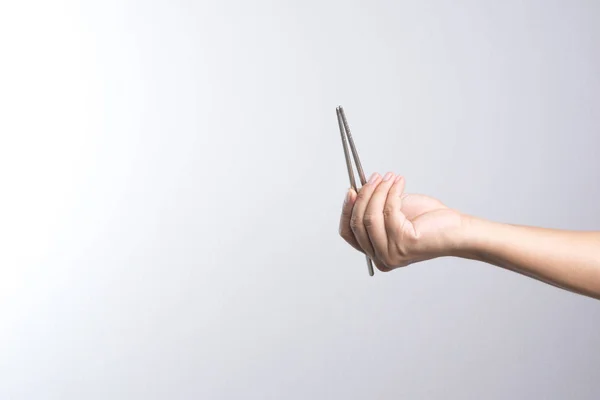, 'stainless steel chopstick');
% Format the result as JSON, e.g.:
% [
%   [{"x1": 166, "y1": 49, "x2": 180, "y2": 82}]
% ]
[{"x1": 336, "y1": 105, "x2": 375, "y2": 277}]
